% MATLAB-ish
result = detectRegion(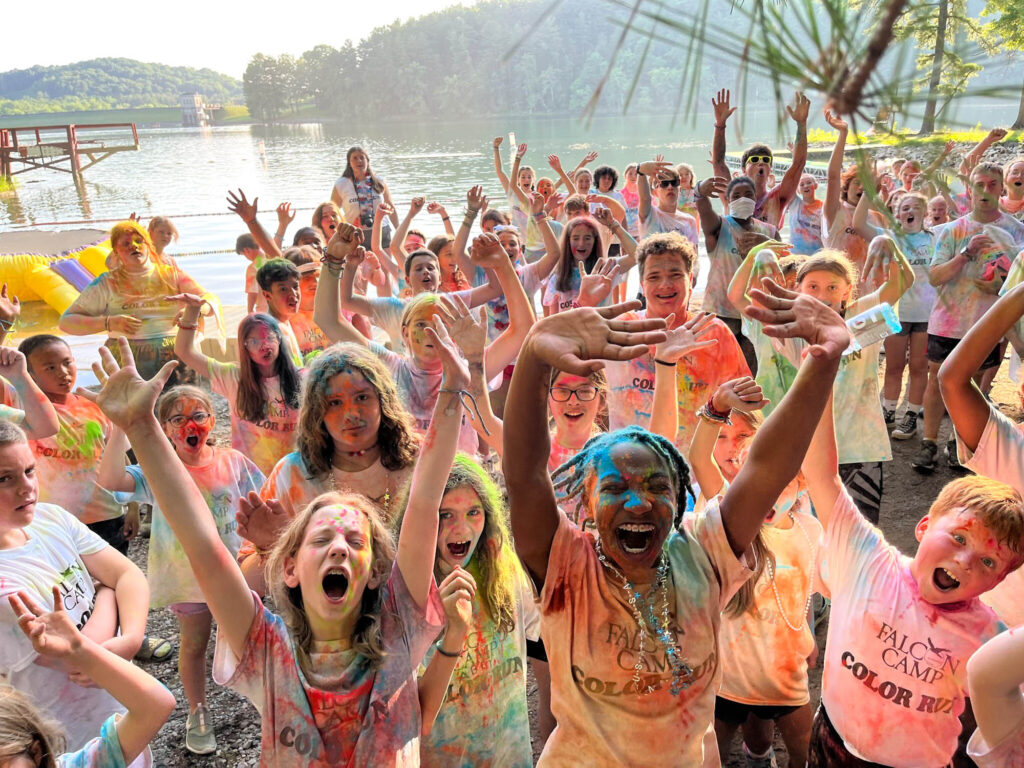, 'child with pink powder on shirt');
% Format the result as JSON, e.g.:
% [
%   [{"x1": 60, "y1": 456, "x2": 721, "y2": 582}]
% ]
[
  {"x1": 800, "y1": 373, "x2": 1024, "y2": 767},
  {"x1": 82, "y1": 328, "x2": 469, "y2": 767}
]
